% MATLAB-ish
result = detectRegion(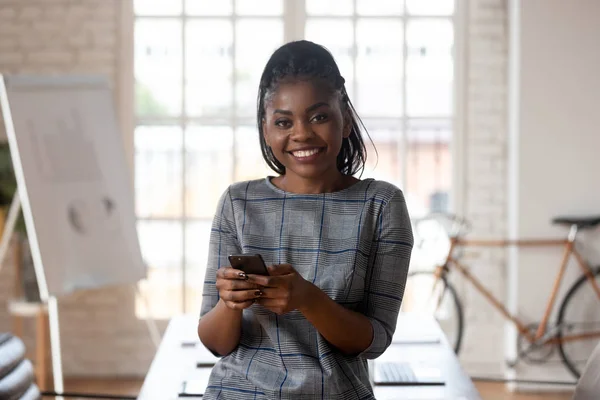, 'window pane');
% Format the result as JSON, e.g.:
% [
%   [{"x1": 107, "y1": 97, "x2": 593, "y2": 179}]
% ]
[
  {"x1": 186, "y1": 0, "x2": 233, "y2": 15},
  {"x1": 362, "y1": 120, "x2": 403, "y2": 189},
  {"x1": 407, "y1": 0, "x2": 454, "y2": 15},
  {"x1": 406, "y1": 19, "x2": 453, "y2": 116},
  {"x1": 135, "y1": 126, "x2": 183, "y2": 218},
  {"x1": 306, "y1": 0, "x2": 353, "y2": 16},
  {"x1": 136, "y1": 220, "x2": 183, "y2": 318},
  {"x1": 405, "y1": 119, "x2": 452, "y2": 217},
  {"x1": 357, "y1": 0, "x2": 403, "y2": 15},
  {"x1": 135, "y1": 19, "x2": 182, "y2": 116},
  {"x1": 236, "y1": 0, "x2": 283, "y2": 15},
  {"x1": 356, "y1": 19, "x2": 403, "y2": 117},
  {"x1": 185, "y1": 220, "x2": 212, "y2": 316},
  {"x1": 305, "y1": 19, "x2": 354, "y2": 100},
  {"x1": 186, "y1": 20, "x2": 233, "y2": 117},
  {"x1": 186, "y1": 126, "x2": 234, "y2": 218},
  {"x1": 235, "y1": 126, "x2": 272, "y2": 181},
  {"x1": 235, "y1": 19, "x2": 284, "y2": 117},
  {"x1": 135, "y1": 0, "x2": 182, "y2": 15}
]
